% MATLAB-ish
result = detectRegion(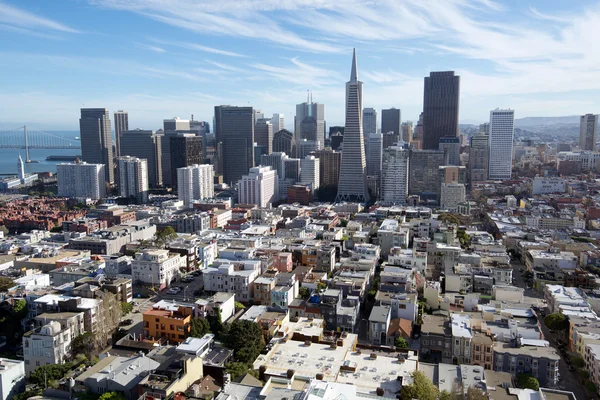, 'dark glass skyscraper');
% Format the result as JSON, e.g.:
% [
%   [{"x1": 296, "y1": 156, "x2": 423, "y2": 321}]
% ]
[
  {"x1": 113, "y1": 110, "x2": 128, "y2": 157},
  {"x1": 381, "y1": 108, "x2": 401, "y2": 136},
  {"x1": 80, "y1": 108, "x2": 114, "y2": 184},
  {"x1": 214, "y1": 106, "x2": 254, "y2": 185},
  {"x1": 422, "y1": 71, "x2": 460, "y2": 150},
  {"x1": 120, "y1": 129, "x2": 162, "y2": 188},
  {"x1": 169, "y1": 134, "x2": 203, "y2": 189}
]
